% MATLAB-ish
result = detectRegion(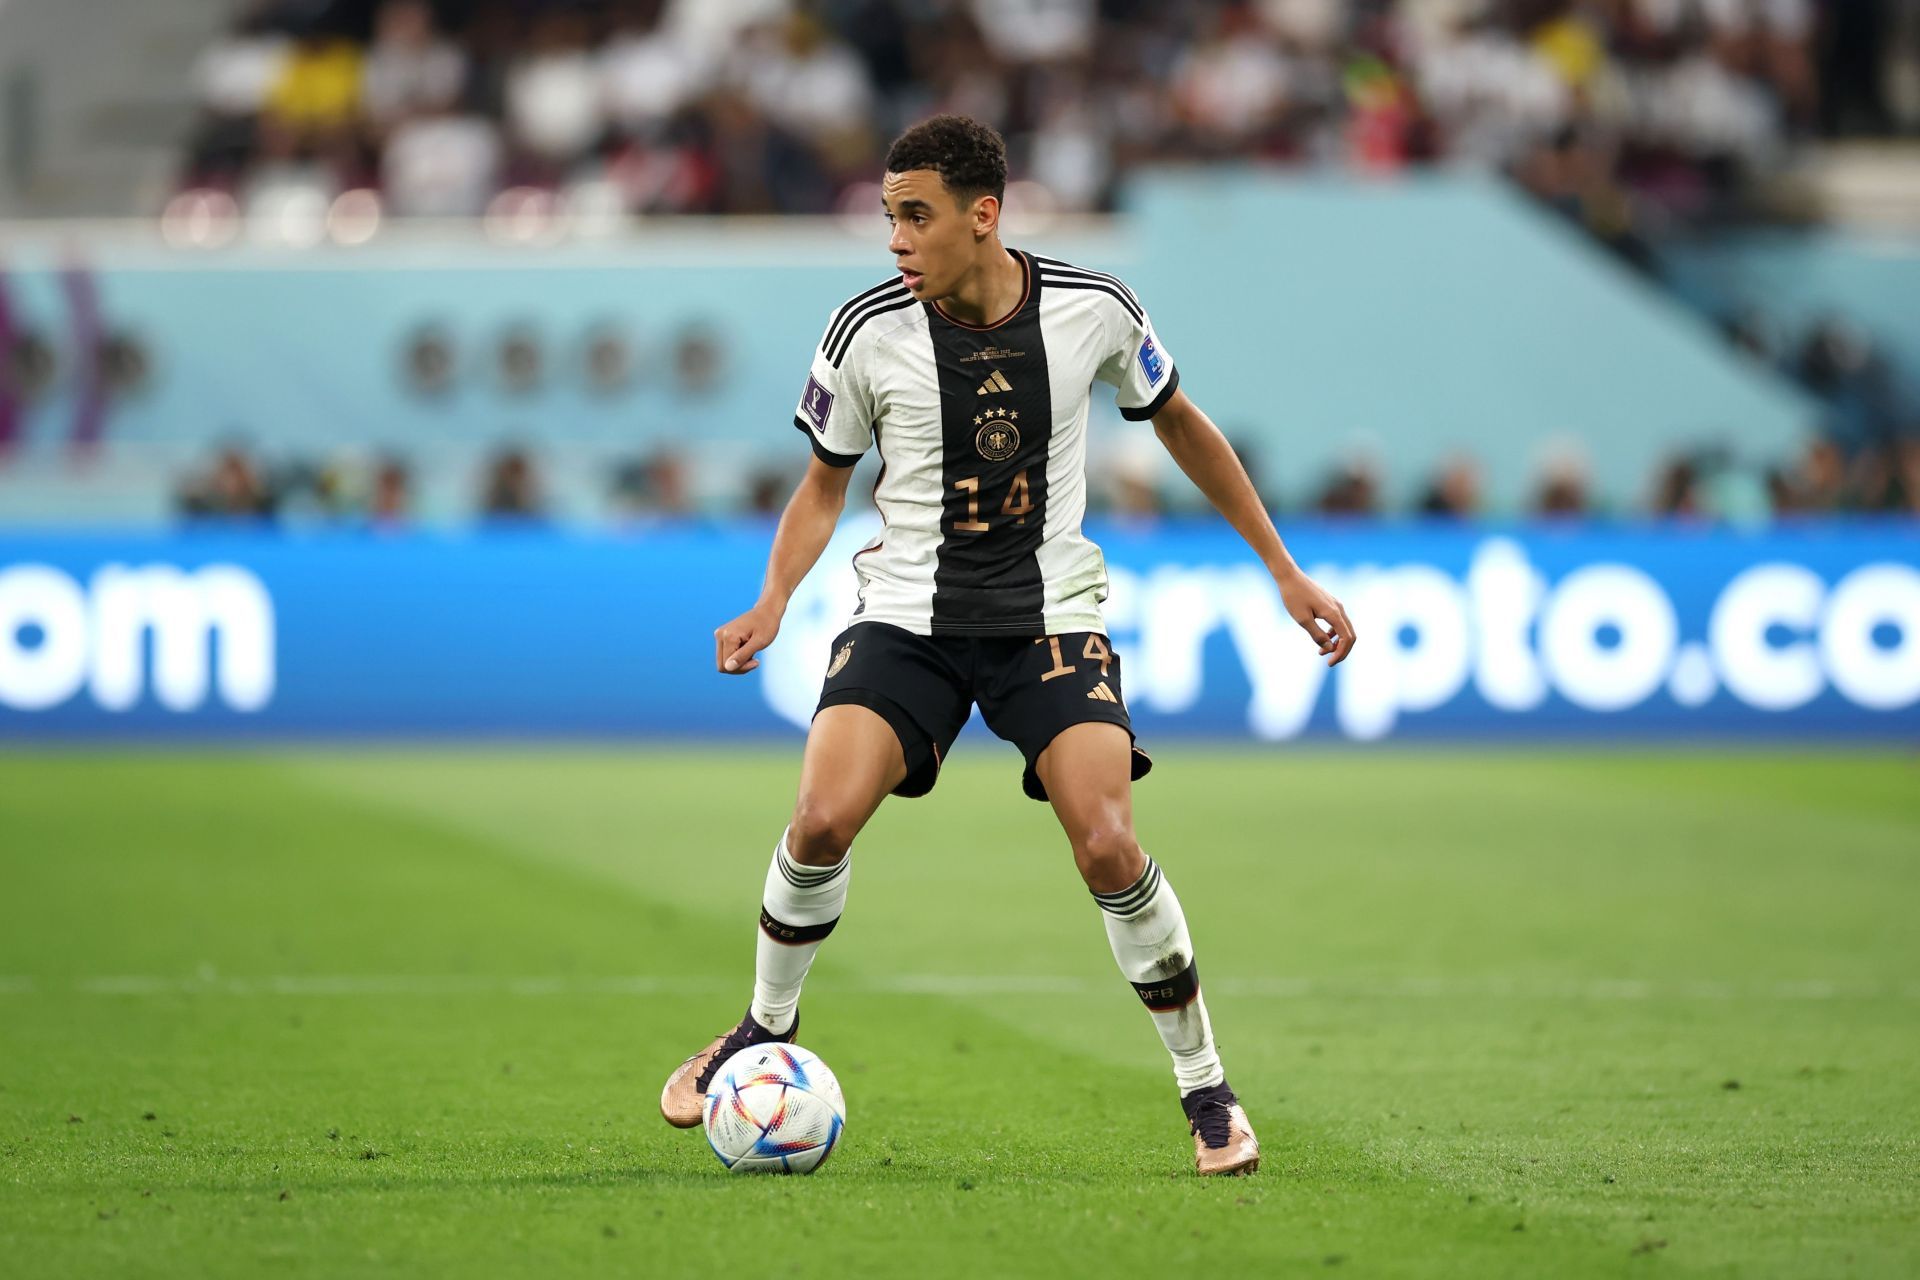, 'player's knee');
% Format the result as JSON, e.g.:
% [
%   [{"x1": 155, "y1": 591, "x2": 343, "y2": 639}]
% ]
[
  {"x1": 1072, "y1": 824, "x2": 1144, "y2": 894},
  {"x1": 788, "y1": 798, "x2": 858, "y2": 866}
]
